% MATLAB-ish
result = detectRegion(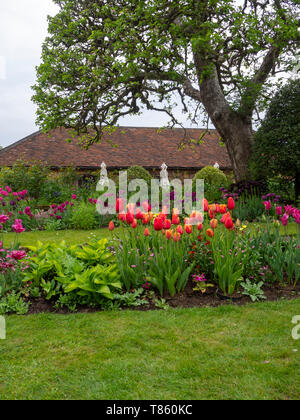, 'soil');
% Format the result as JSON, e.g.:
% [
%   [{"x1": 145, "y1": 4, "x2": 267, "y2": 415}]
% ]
[{"x1": 26, "y1": 281, "x2": 300, "y2": 315}]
